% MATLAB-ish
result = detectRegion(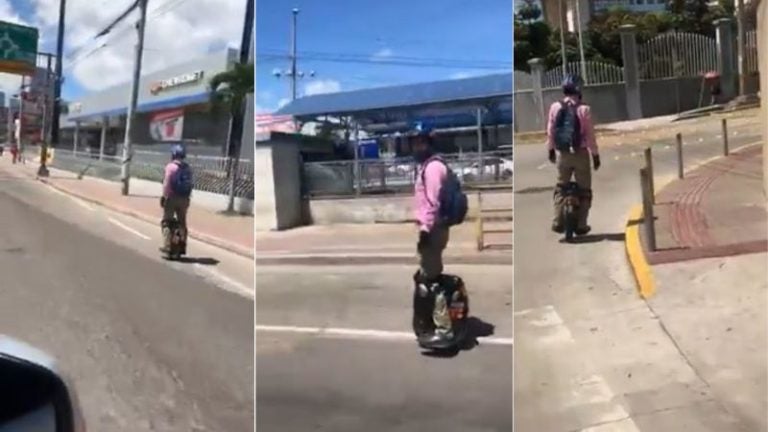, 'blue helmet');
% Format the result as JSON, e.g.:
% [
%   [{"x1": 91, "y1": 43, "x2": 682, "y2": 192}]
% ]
[
  {"x1": 562, "y1": 74, "x2": 583, "y2": 95},
  {"x1": 170, "y1": 144, "x2": 186, "y2": 160},
  {"x1": 411, "y1": 121, "x2": 434, "y2": 142}
]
